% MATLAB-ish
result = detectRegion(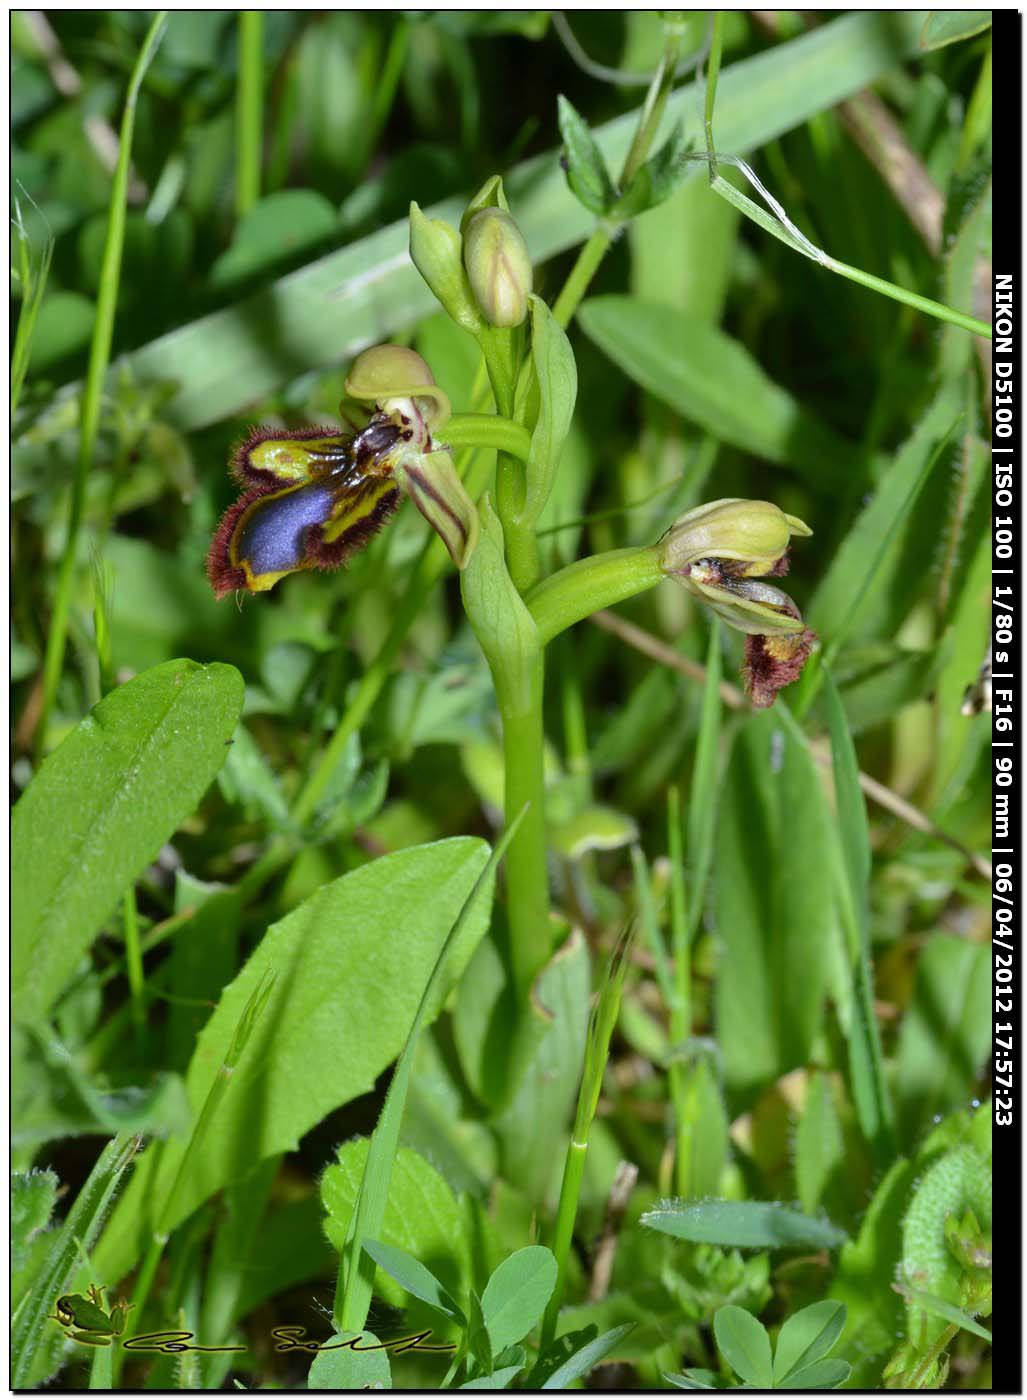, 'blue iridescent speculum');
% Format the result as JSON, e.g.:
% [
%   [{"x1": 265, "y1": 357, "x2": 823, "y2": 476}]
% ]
[
  {"x1": 206, "y1": 422, "x2": 403, "y2": 597},
  {"x1": 206, "y1": 346, "x2": 477, "y2": 598}
]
